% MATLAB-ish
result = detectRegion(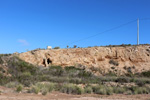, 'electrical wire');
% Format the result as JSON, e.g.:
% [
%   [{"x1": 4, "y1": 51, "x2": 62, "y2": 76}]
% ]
[{"x1": 60, "y1": 19, "x2": 137, "y2": 47}]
